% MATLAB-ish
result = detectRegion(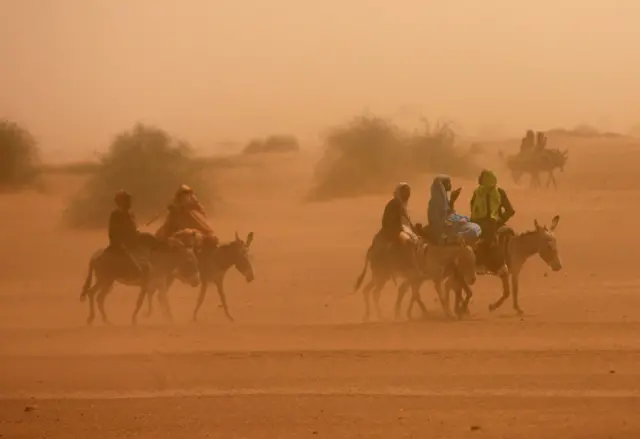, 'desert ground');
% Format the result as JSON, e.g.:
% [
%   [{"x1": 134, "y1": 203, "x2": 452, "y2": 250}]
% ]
[{"x1": 2, "y1": 136, "x2": 640, "y2": 438}]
